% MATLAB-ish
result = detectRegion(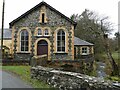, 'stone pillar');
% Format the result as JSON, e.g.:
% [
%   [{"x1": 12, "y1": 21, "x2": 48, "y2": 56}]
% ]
[
  {"x1": 77, "y1": 47, "x2": 80, "y2": 59},
  {"x1": 31, "y1": 30, "x2": 35, "y2": 57},
  {"x1": 13, "y1": 30, "x2": 18, "y2": 59},
  {"x1": 68, "y1": 31, "x2": 72, "y2": 59},
  {"x1": 50, "y1": 31, "x2": 54, "y2": 60}
]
